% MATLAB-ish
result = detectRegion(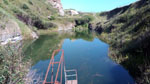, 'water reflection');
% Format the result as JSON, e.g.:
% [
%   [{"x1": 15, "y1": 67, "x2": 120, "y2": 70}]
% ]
[{"x1": 25, "y1": 31, "x2": 135, "y2": 84}]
